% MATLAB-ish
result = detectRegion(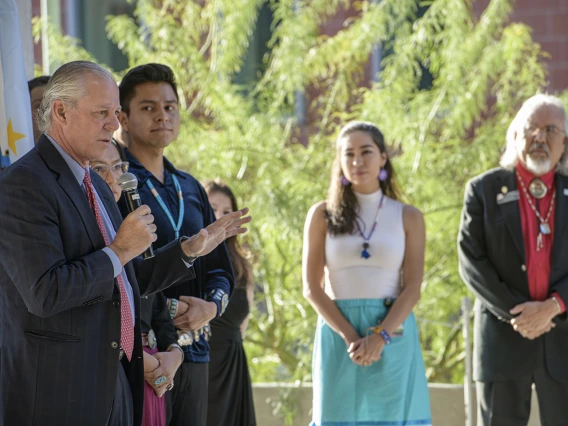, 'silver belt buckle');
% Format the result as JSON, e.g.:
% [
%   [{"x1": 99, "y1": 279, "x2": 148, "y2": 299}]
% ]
[
  {"x1": 177, "y1": 323, "x2": 212, "y2": 346},
  {"x1": 203, "y1": 323, "x2": 212, "y2": 341},
  {"x1": 177, "y1": 330, "x2": 194, "y2": 346}
]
